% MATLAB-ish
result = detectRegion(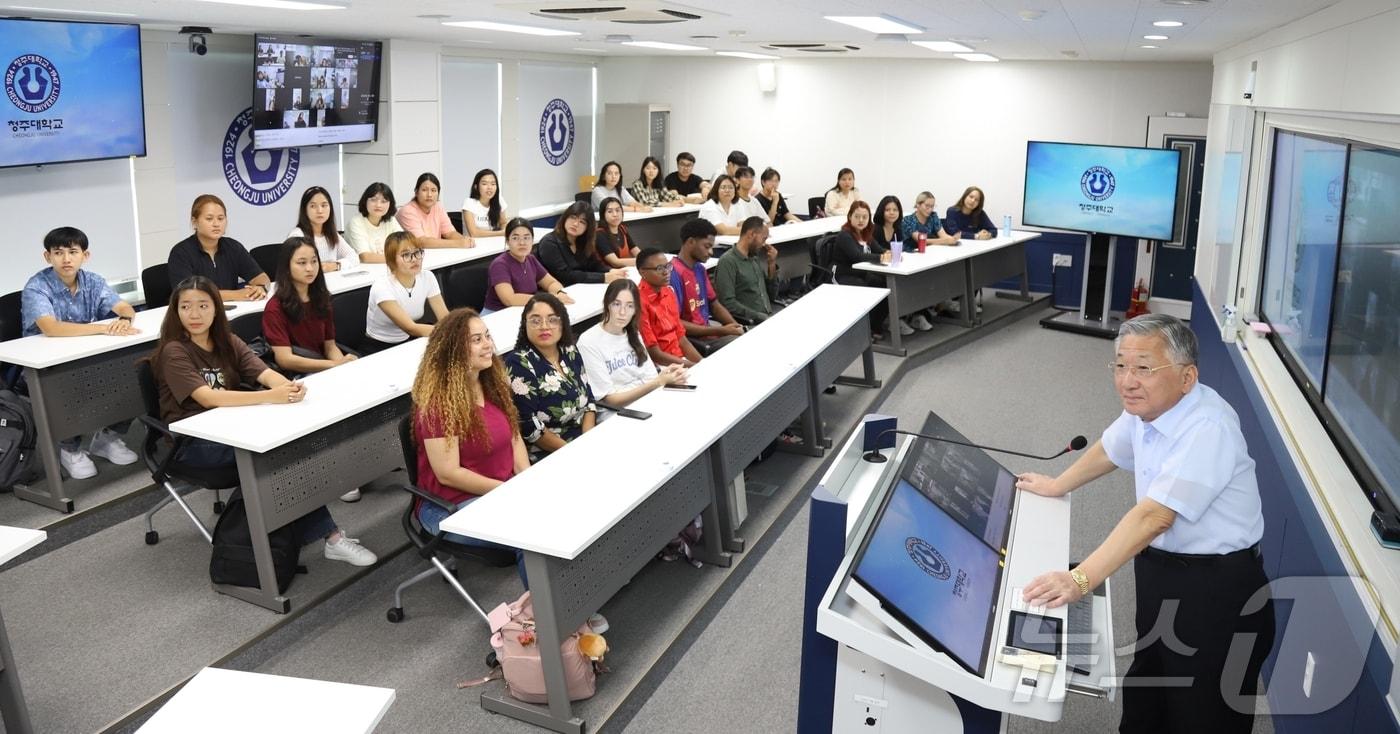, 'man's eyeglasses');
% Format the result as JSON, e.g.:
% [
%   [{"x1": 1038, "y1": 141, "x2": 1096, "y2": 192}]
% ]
[
  {"x1": 641, "y1": 264, "x2": 672, "y2": 274},
  {"x1": 527, "y1": 315, "x2": 563, "y2": 328},
  {"x1": 1108, "y1": 362, "x2": 1182, "y2": 379},
  {"x1": 399, "y1": 250, "x2": 424, "y2": 261}
]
